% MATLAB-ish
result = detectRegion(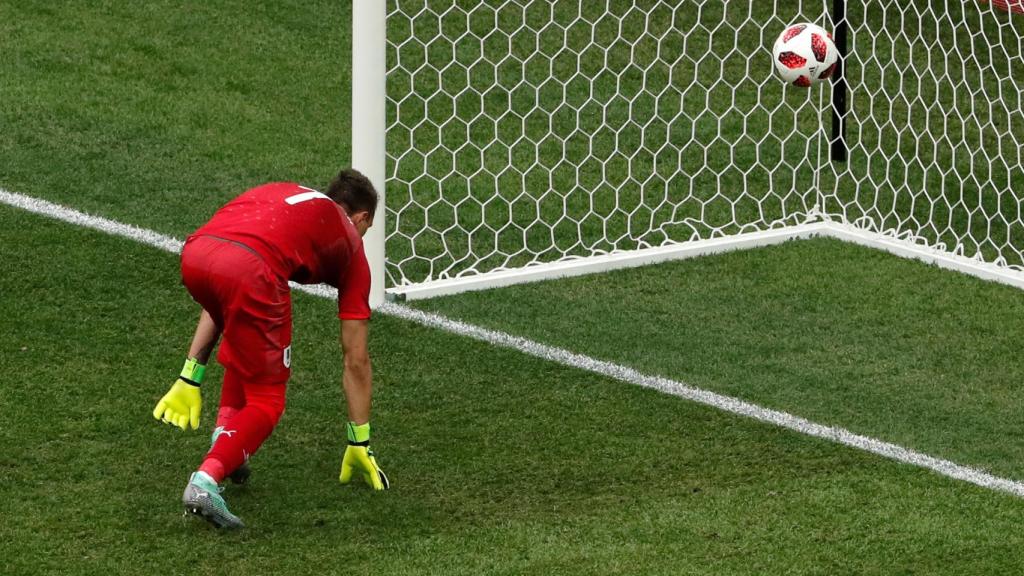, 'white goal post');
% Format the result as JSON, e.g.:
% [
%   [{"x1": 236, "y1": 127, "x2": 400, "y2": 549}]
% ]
[
  {"x1": 354, "y1": 0, "x2": 1024, "y2": 305},
  {"x1": 353, "y1": 1, "x2": 388, "y2": 307}
]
